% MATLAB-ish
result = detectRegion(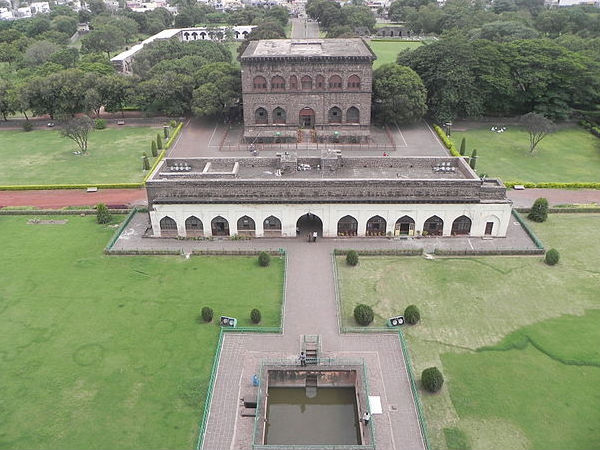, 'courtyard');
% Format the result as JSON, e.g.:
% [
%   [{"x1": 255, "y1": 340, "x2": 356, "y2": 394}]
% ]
[
  {"x1": 367, "y1": 40, "x2": 424, "y2": 68},
  {"x1": 0, "y1": 215, "x2": 283, "y2": 449},
  {"x1": 0, "y1": 127, "x2": 162, "y2": 186},
  {"x1": 337, "y1": 213, "x2": 600, "y2": 449}
]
